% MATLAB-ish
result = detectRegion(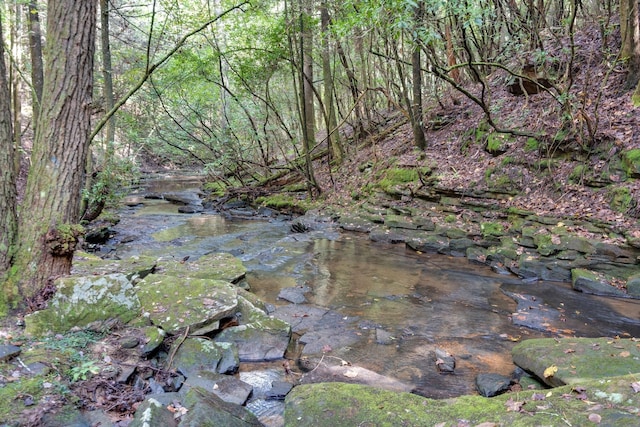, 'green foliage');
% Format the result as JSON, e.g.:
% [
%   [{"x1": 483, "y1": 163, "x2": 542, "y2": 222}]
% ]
[
  {"x1": 480, "y1": 222, "x2": 504, "y2": 238},
  {"x1": 569, "y1": 165, "x2": 586, "y2": 183},
  {"x1": 203, "y1": 181, "x2": 228, "y2": 197},
  {"x1": 608, "y1": 187, "x2": 634, "y2": 213},
  {"x1": 524, "y1": 138, "x2": 540, "y2": 152},
  {"x1": 377, "y1": 168, "x2": 425, "y2": 192},
  {"x1": 444, "y1": 214, "x2": 456, "y2": 223},
  {"x1": 69, "y1": 360, "x2": 100, "y2": 382},
  {"x1": 255, "y1": 193, "x2": 315, "y2": 213}
]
